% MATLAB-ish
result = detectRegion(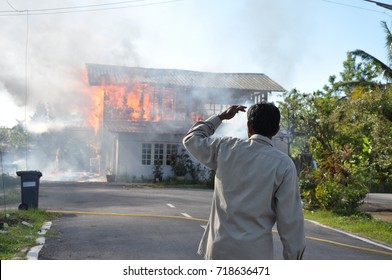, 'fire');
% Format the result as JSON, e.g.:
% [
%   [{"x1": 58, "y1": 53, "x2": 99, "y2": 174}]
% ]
[
  {"x1": 78, "y1": 70, "x2": 104, "y2": 134},
  {"x1": 102, "y1": 83, "x2": 162, "y2": 122},
  {"x1": 81, "y1": 68, "x2": 204, "y2": 134}
]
